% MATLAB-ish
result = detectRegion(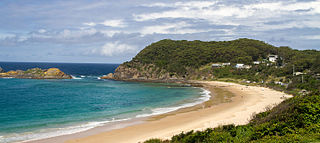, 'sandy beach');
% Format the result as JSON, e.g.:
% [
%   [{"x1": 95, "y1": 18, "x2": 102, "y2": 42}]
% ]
[{"x1": 30, "y1": 81, "x2": 292, "y2": 143}]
